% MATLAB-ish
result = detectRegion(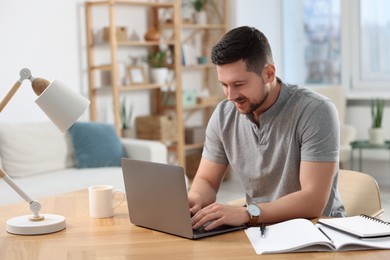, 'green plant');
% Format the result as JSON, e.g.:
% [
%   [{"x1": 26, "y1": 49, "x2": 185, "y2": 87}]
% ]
[
  {"x1": 191, "y1": 0, "x2": 207, "y2": 12},
  {"x1": 147, "y1": 50, "x2": 166, "y2": 68},
  {"x1": 371, "y1": 98, "x2": 385, "y2": 128},
  {"x1": 120, "y1": 98, "x2": 133, "y2": 129}
]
